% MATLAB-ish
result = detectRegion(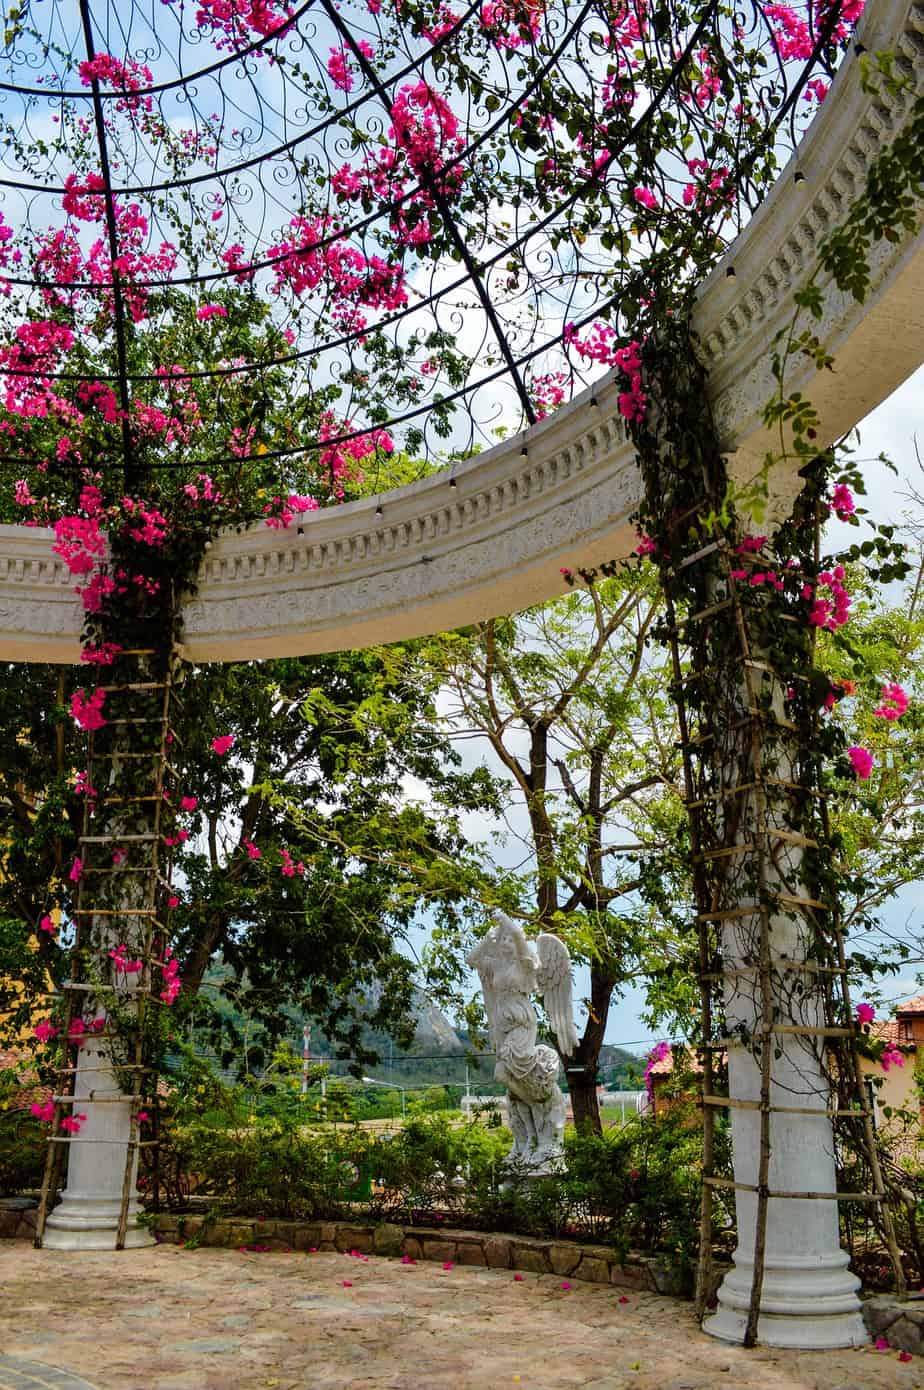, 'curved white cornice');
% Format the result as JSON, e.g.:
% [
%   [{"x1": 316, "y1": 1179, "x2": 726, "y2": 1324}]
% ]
[{"x1": 1, "y1": 0, "x2": 922, "y2": 665}]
